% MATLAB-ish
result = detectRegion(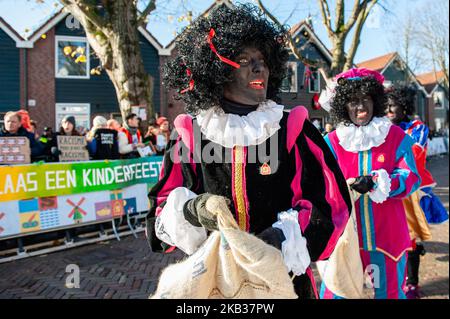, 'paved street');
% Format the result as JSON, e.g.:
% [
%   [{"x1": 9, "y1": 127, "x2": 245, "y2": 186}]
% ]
[{"x1": 0, "y1": 155, "x2": 448, "y2": 299}]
